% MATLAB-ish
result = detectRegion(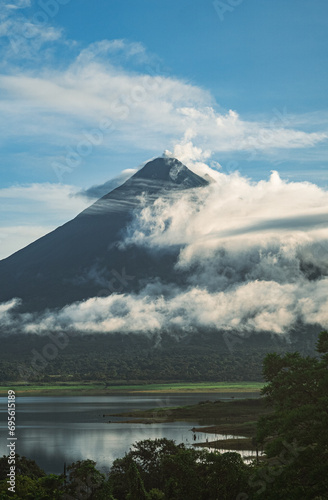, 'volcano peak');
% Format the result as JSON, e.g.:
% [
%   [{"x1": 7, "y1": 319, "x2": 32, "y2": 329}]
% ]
[{"x1": 131, "y1": 157, "x2": 208, "y2": 188}]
